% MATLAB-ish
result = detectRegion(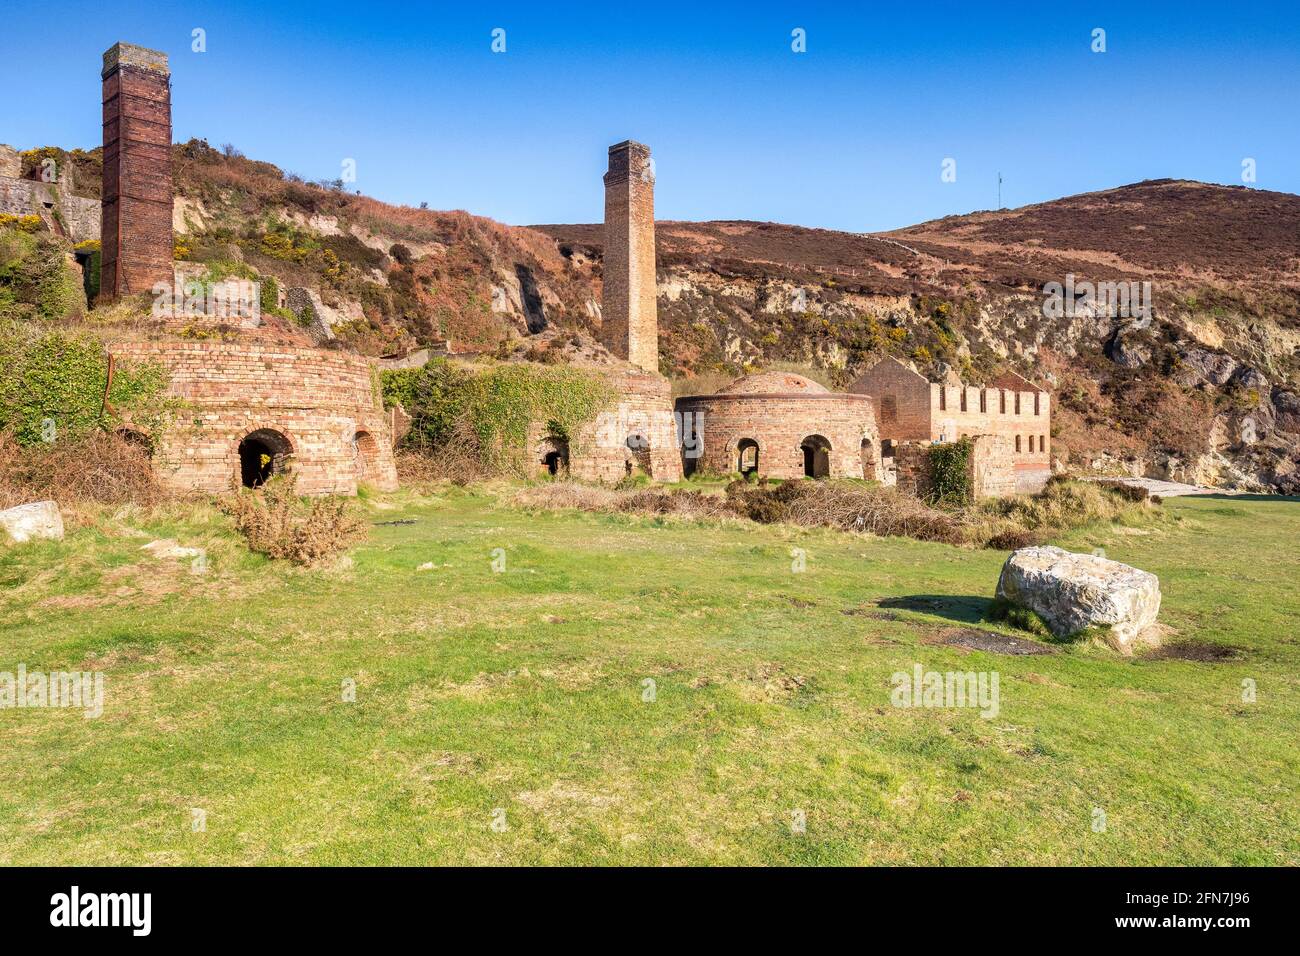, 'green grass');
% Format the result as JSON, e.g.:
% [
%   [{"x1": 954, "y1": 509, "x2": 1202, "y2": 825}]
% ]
[{"x1": 0, "y1": 489, "x2": 1297, "y2": 865}]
